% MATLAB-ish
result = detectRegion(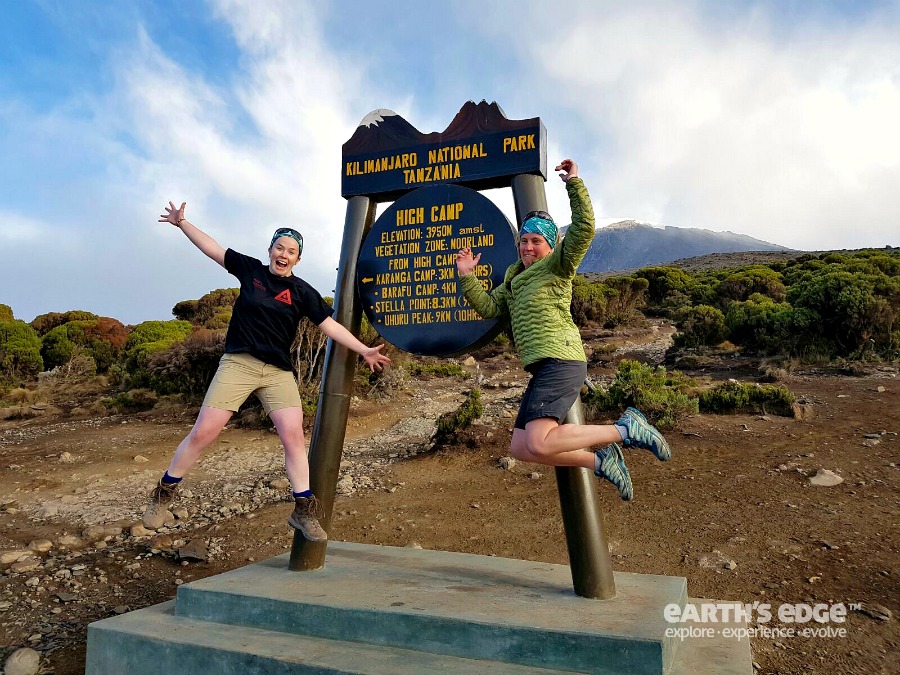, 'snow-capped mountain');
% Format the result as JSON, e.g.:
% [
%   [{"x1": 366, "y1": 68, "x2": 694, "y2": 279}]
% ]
[{"x1": 574, "y1": 220, "x2": 791, "y2": 273}]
